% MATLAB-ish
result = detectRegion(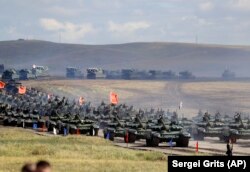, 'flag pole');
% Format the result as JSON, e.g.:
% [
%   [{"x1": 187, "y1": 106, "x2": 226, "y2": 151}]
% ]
[{"x1": 195, "y1": 141, "x2": 199, "y2": 155}]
